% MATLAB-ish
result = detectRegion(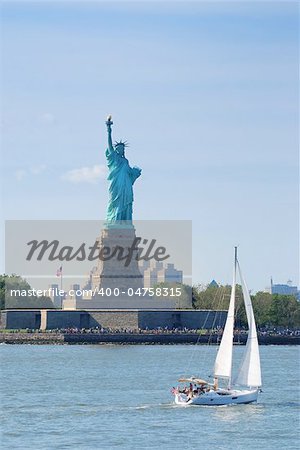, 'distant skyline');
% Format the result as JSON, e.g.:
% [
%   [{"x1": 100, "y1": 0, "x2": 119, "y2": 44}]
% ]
[{"x1": 1, "y1": 1, "x2": 299, "y2": 292}]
